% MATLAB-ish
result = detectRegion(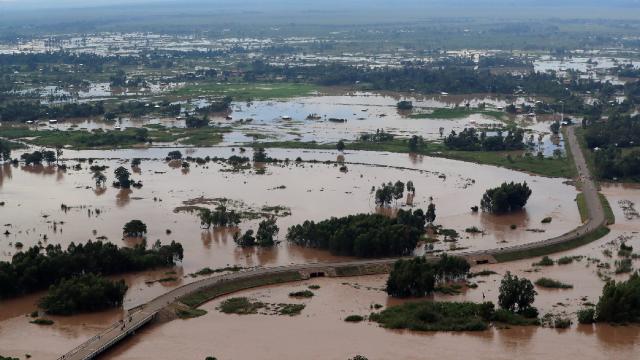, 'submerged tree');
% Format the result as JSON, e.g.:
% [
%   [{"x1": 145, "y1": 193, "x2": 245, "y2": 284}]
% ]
[
  {"x1": 256, "y1": 218, "x2": 279, "y2": 247},
  {"x1": 114, "y1": 166, "x2": 132, "y2": 188},
  {"x1": 123, "y1": 220, "x2": 147, "y2": 237},
  {"x1": 480, "y1": 182, "x2": 532, "y2": 214},
  {"x1": 498, "y1": 272, "x2": 537, "y2": 314}
]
